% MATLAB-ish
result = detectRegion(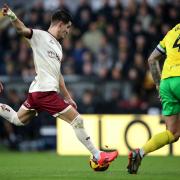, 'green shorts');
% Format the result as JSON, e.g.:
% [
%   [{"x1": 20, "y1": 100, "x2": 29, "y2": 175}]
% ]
[{"x1": 159, "y1": 77, "x2": 180, "y2": 116}]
